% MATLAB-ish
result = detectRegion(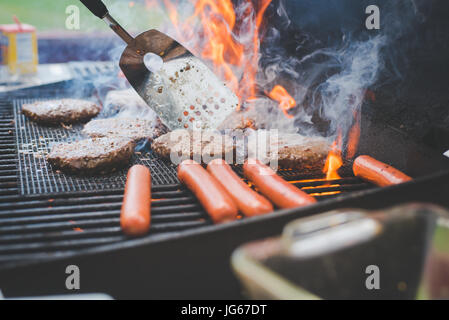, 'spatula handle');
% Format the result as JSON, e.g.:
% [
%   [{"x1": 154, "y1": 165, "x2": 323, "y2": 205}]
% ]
[
  {"x1": 79, "y1": 0, "x2": 134, "y2": 45},
  {"x1": 79, "y1": 0, "x2": 108, "y2": 18}
]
